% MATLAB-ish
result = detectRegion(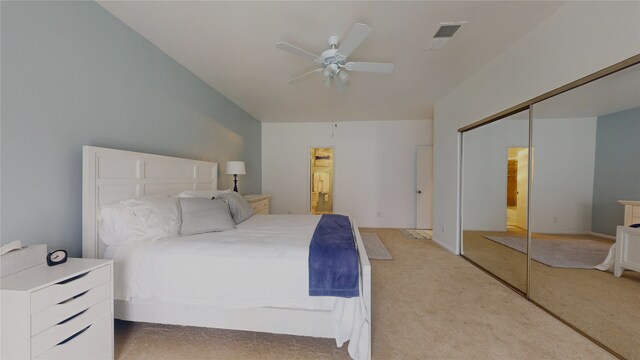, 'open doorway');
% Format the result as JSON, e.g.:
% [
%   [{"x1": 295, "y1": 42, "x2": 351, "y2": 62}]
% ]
[
  {"x1": 506, "y1": 147, "x2": 528, "y2": 230},
  {"x1": 310, "y1": 147, "x2": 334, "y2": 214}
]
